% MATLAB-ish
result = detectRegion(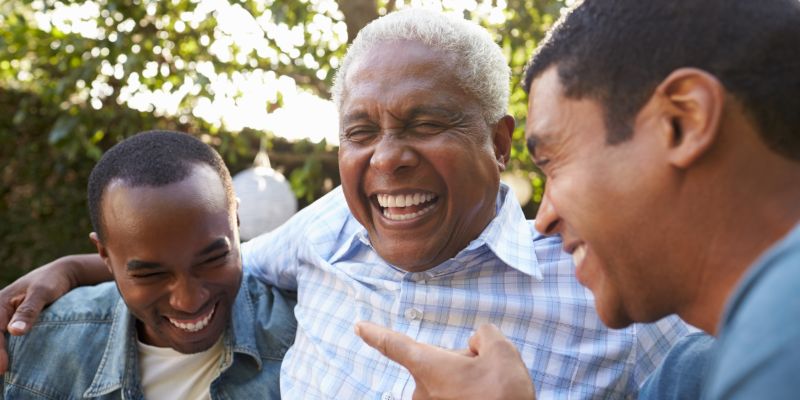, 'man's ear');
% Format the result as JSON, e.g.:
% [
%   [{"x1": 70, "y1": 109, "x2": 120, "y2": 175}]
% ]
[
  {"x1": 655, "y1": 68, "x2": 725, "y2": 168},
  {"x1": 492, "y1": 115, "x2": 515, "y2": 171},
  {"x1": 89, "y1": 232, "x2": 114, "y2": 275}
]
